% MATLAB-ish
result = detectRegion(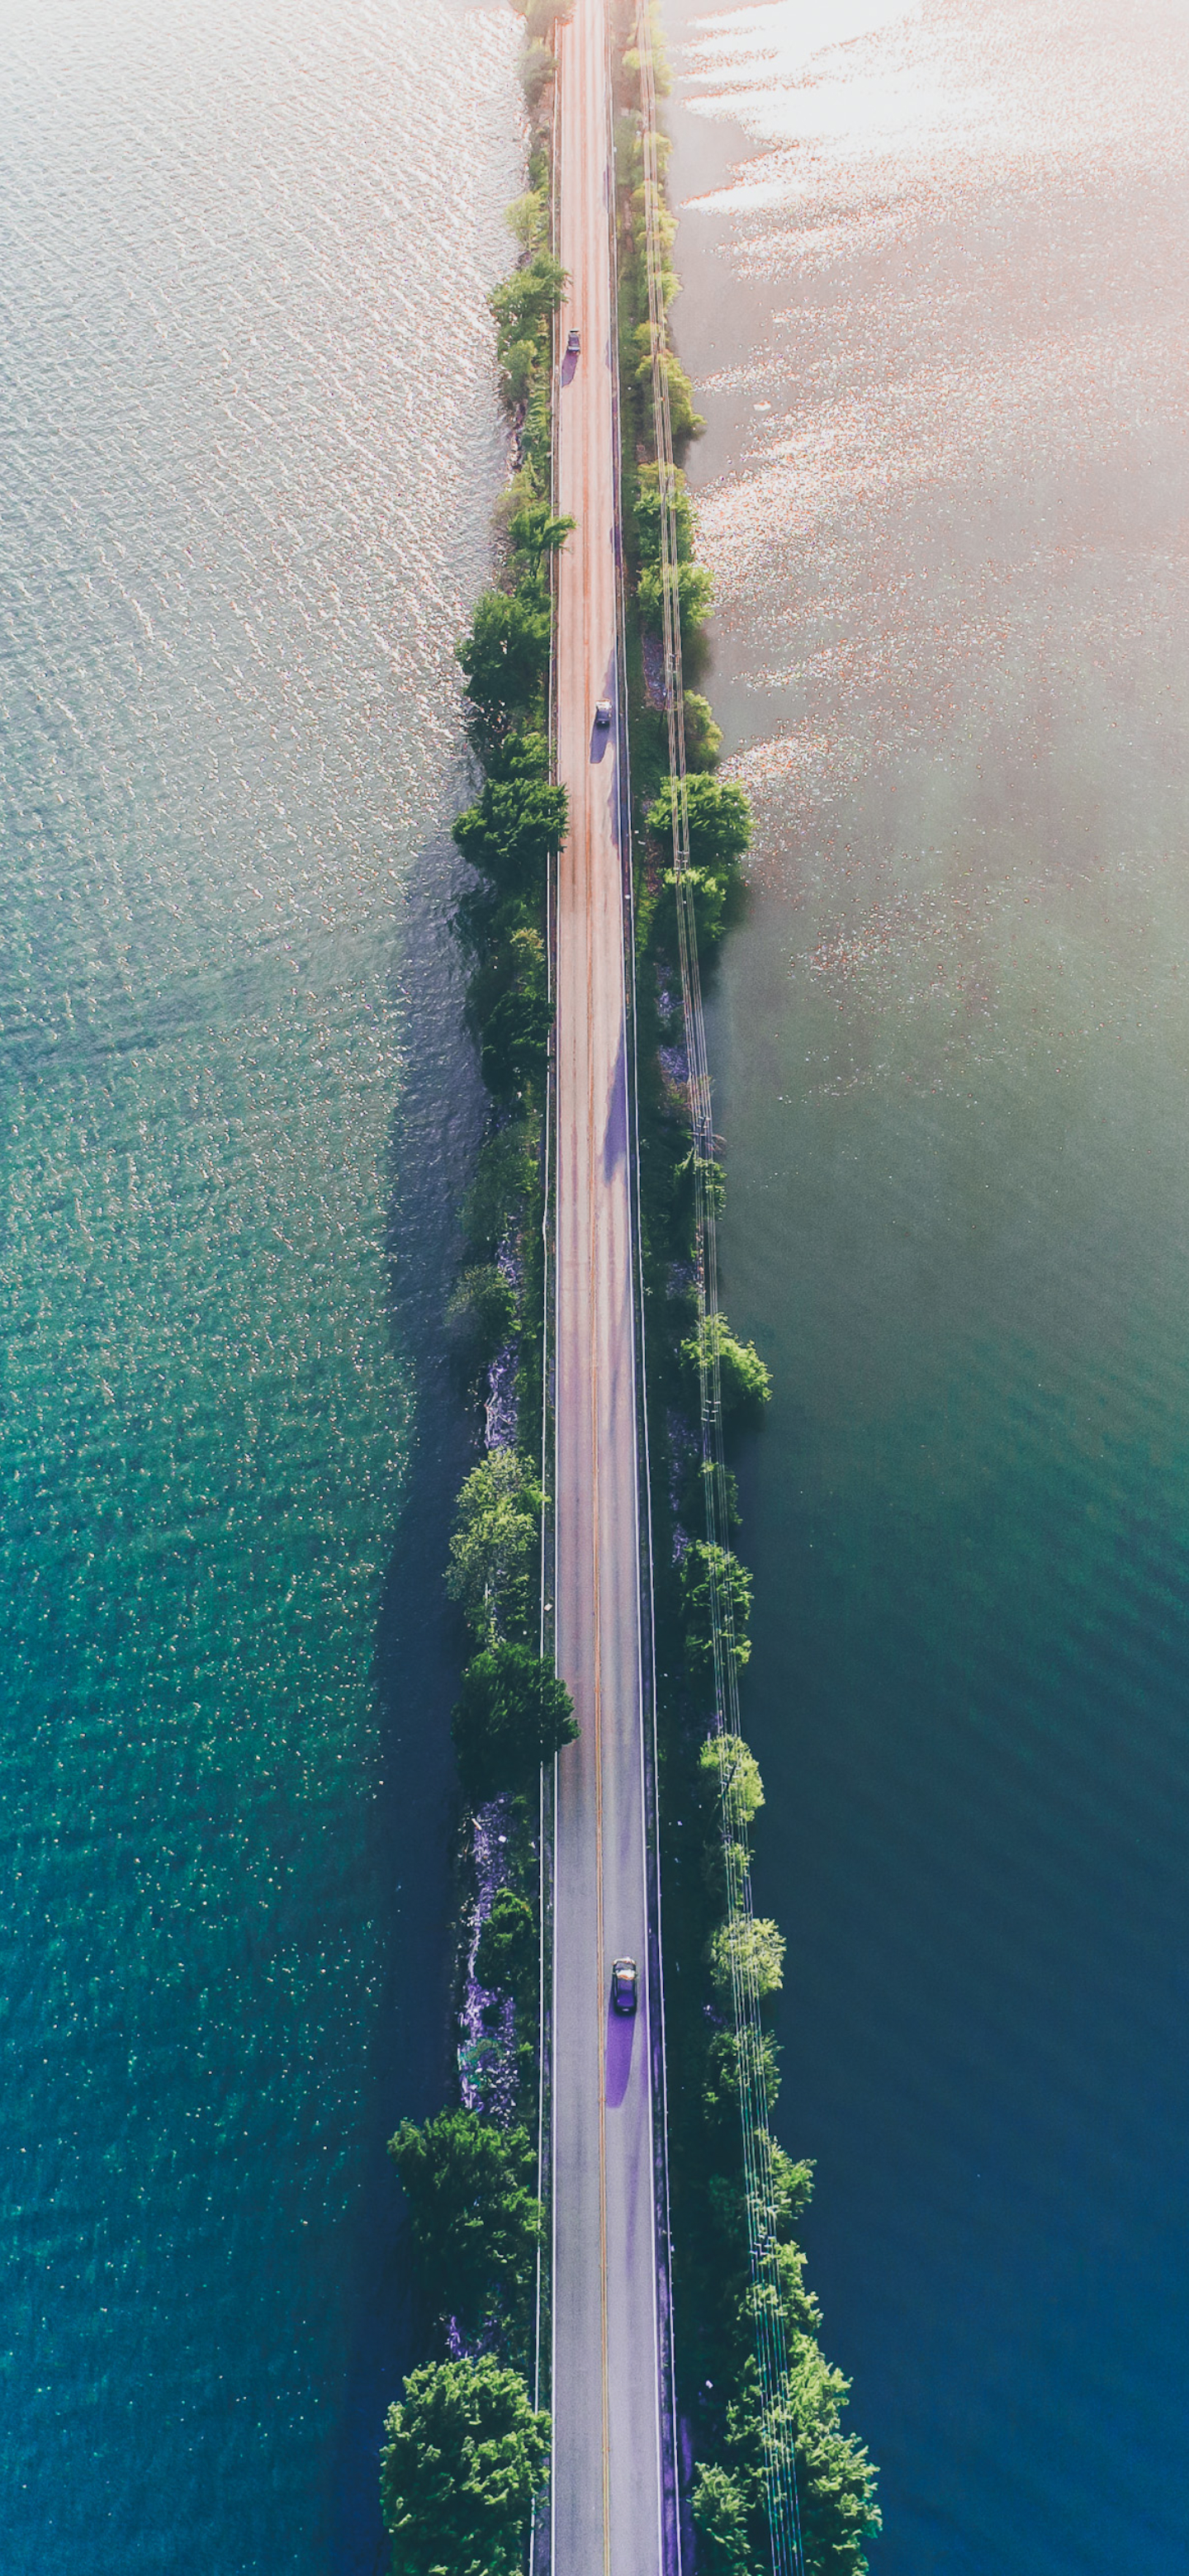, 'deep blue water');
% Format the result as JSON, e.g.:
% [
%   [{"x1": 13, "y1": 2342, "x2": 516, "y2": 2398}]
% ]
[
  {"x1": 667, "y1": 0, "x2": 1189, "y2": 2566},
  {"x1": 7, "y1": 0, "x2": 1189, "y2": 2567},
  {"x1": 0, "y1": 2, "x2": 517, "y2": 2566}
]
